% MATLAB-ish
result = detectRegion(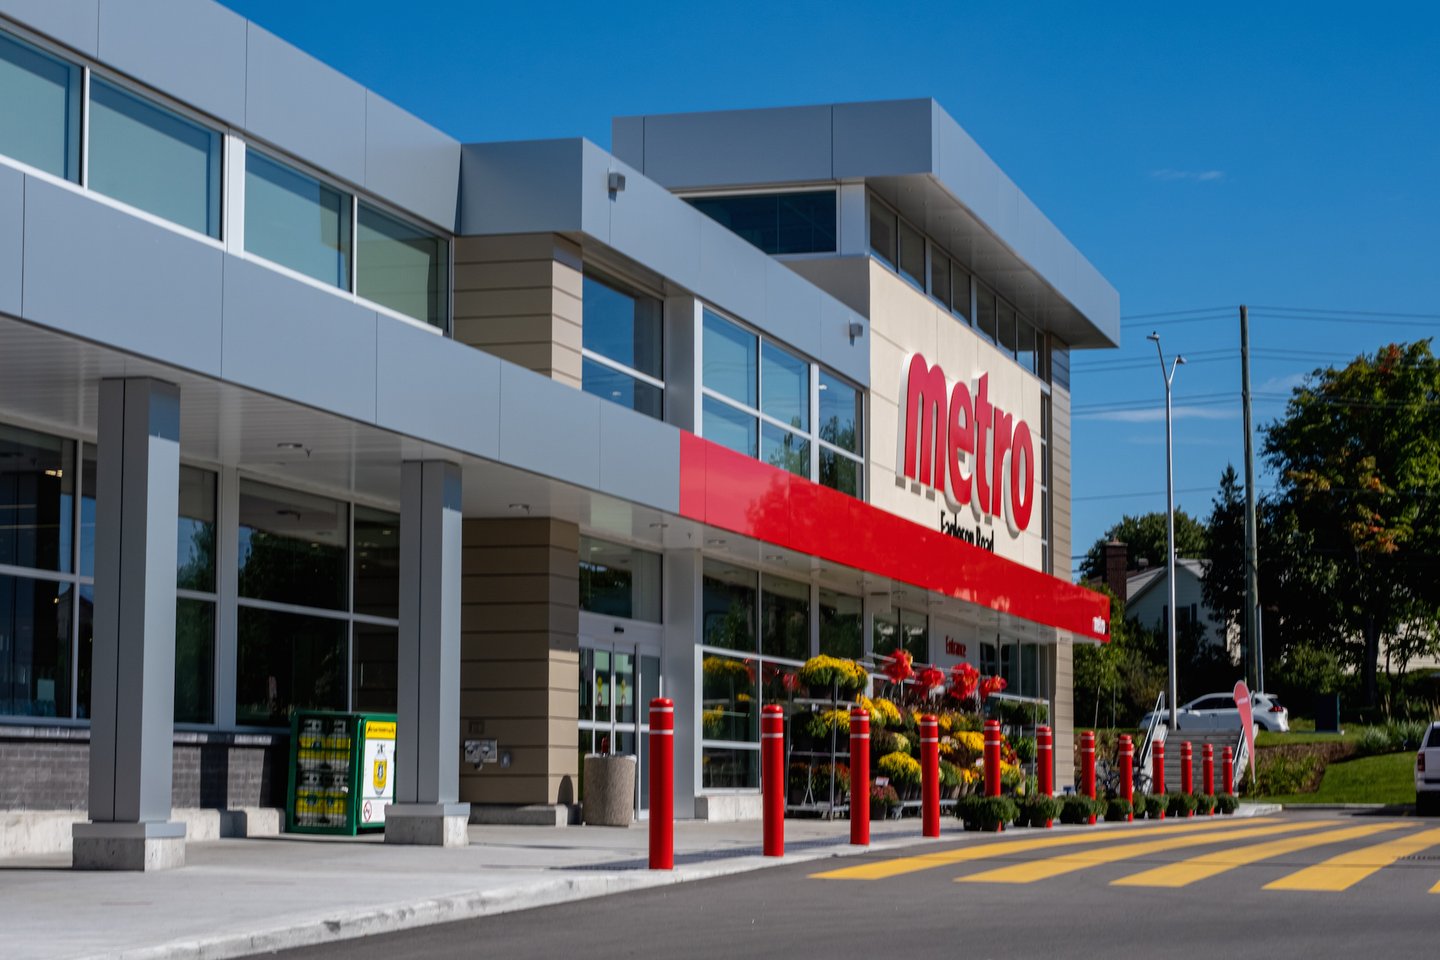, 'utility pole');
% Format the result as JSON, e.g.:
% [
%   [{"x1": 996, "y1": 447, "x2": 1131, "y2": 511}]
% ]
[
  {"x1": 1148, "y1": 333, "x2": 1185, "y2": 728},
  {"x1": 1240, "y1": 305, "x2": 1263, "y2": 691}
]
